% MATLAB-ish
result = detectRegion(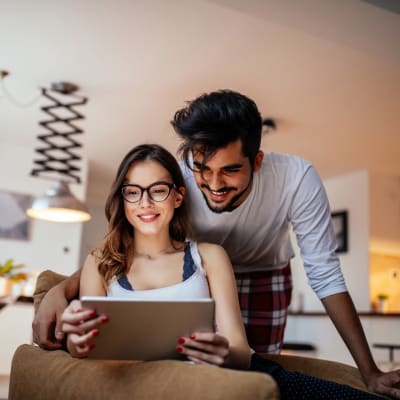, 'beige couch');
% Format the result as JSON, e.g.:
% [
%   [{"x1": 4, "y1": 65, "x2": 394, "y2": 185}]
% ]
[{"x1": 9, "y1": 270, "x2": 375, "y2": 400}]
